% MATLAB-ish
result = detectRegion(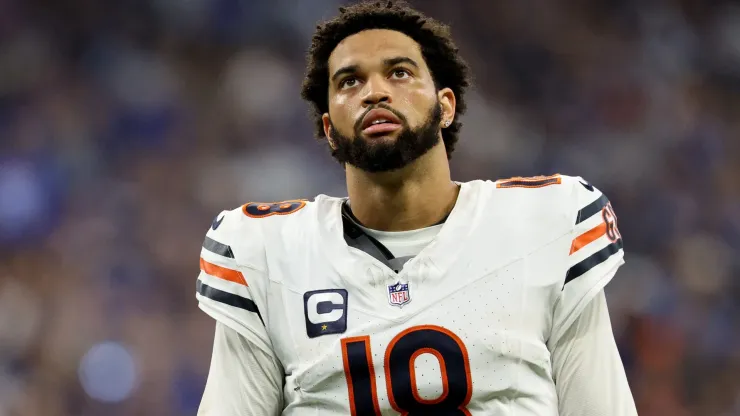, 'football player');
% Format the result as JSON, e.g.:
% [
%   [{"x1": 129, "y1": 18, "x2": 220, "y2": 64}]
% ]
[{"x1": 196, "y1": 1, "x2": 638, "y2": 415}]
